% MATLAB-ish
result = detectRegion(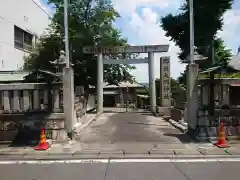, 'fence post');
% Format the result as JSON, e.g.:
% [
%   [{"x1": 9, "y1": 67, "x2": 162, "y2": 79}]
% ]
[
  {"x1": 3, "y1": 91, "x2": 10, "y2": 111},
  {"x1": 33, "y1": 90, "x2": 40, "y2": 110}
]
